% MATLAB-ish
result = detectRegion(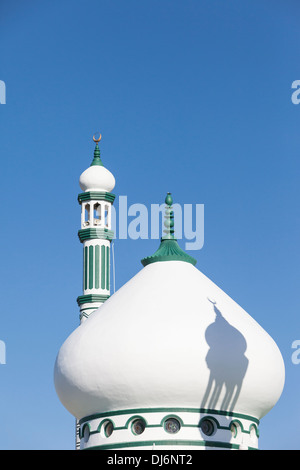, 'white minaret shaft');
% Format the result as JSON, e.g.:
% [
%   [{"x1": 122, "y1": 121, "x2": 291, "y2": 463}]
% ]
[{"x1": 77, "y1": 199, "x2": 114, "y2": 322}]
